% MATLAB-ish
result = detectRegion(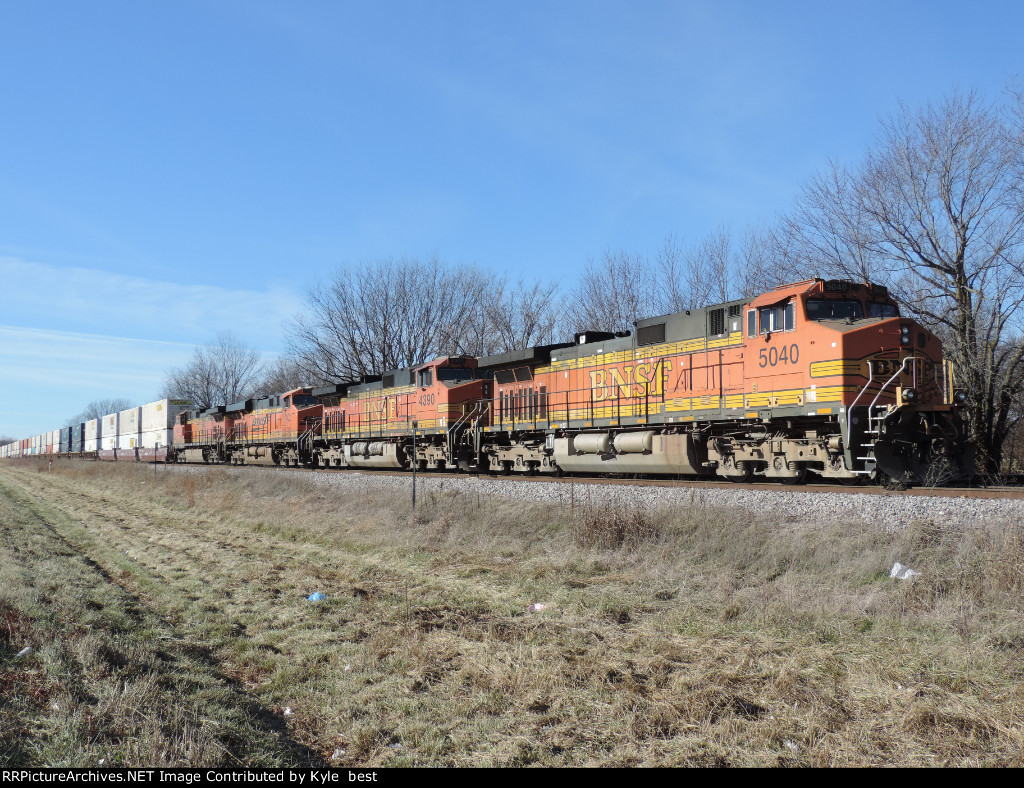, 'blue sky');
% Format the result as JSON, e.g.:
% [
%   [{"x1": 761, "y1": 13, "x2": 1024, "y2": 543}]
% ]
[{"x1": 1, "y1": 0, "x2": 1022, "y2": 438}]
